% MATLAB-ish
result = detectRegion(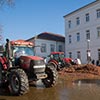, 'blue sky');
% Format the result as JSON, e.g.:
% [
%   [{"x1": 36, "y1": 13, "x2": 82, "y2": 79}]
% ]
[{"x1": 0, "y1": 0, "x2": 95, "y2": 41}]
